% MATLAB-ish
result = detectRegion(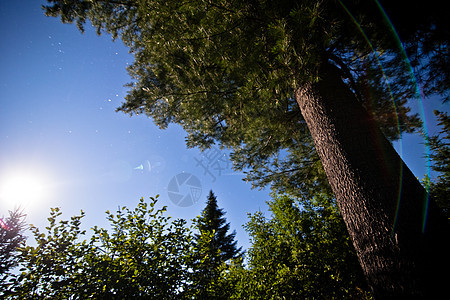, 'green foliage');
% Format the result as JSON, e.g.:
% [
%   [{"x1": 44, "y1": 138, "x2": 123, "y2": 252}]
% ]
[
  {"x1": 42, "y1": 0, "x2": 431, "y2": 198},
  {"x1": 220, "y1": 193, "x2": 372, "y2": 299},
  {"x1": 6, "y1": 196, "x2": 193, "y2": 299},
  {"x1": 86, "y1": 197, "x2": 193, "y2": 299},
  {"x1": 426, "y1": 111, "x2": 450, "y2": 217},
  {"x1": 40, "y1": 2, "x2": 448, "y2": 296},
  {"x1": 0, "y1": 208, "x2": 27, "y2": 297},
  {"x1": 191, "y1": 190, "x2": 242, "y2": 298},
  {"x1": 10, "y1": 207, "x2": 87, "y2": 299},
  {"x1": 2, "y1": 193, "x2": 378, "y2": 298}
]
